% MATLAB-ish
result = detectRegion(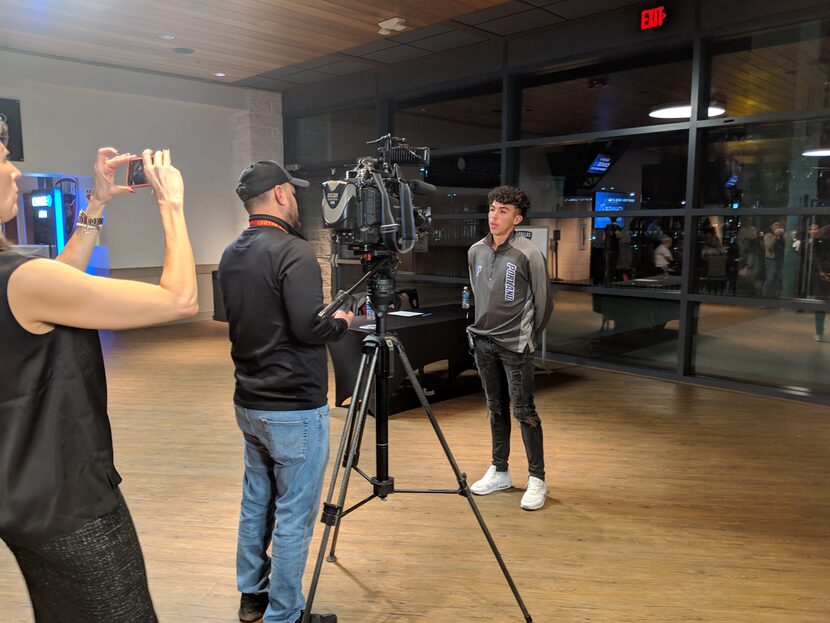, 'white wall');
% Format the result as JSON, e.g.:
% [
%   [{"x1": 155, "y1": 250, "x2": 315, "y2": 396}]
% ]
[{"x1": 0, "y1": 50, "x2": 262, "y2": 269}]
